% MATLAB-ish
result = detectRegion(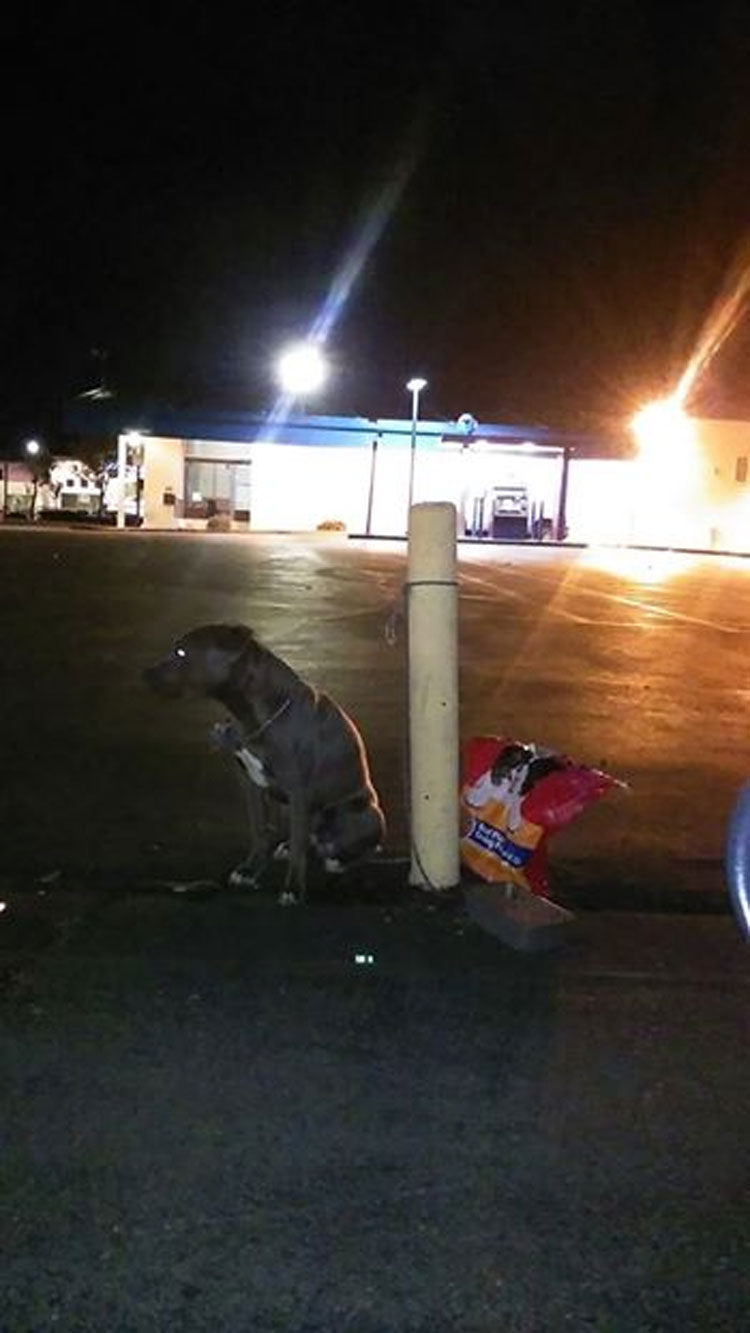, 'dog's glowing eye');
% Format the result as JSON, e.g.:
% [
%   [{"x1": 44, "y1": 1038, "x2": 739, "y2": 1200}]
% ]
[{"x1": 175, "y1": 647, "x2": 187, "y2": 659}]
